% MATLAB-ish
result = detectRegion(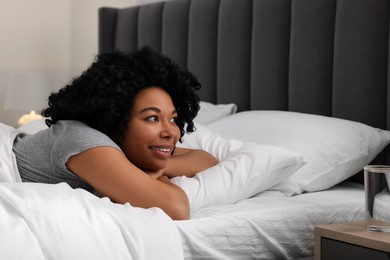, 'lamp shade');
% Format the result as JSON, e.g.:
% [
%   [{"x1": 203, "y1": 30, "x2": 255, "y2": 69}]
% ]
[{"x1": 4, "y1": 72, "x2": 51, "y2": 111}]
